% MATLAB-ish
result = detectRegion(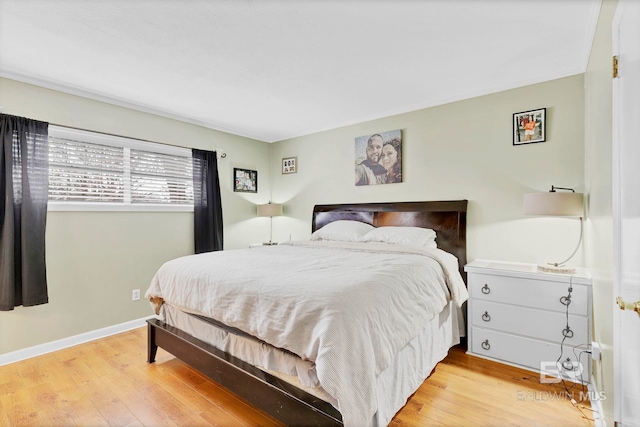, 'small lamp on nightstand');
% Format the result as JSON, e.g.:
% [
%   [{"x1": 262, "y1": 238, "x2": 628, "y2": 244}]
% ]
[
  {"x1": 257, "y1": 202, "x2": 283, "y2": 245},
  {"x1": 524, "y1": 185, "x2": 584, "y2": 274}
]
